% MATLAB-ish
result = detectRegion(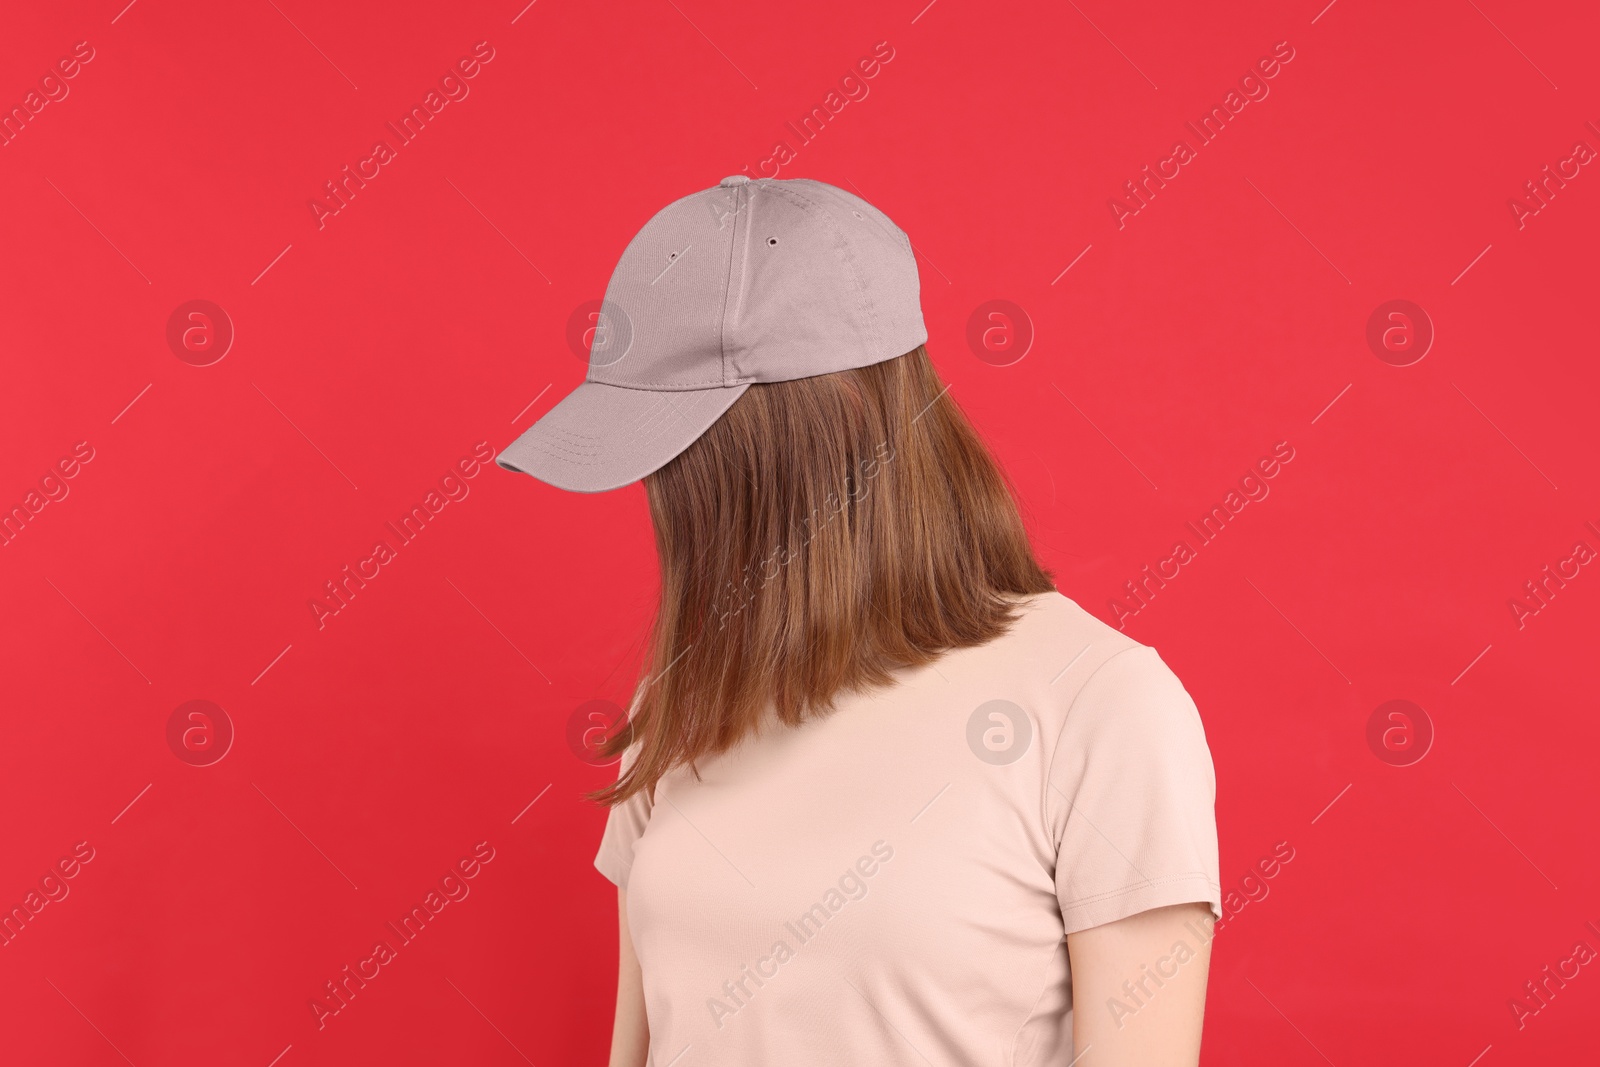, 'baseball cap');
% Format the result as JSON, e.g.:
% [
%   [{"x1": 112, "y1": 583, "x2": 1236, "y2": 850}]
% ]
[{"x1": 495, "y1": 175, "x2": 927, "y2": 493}]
